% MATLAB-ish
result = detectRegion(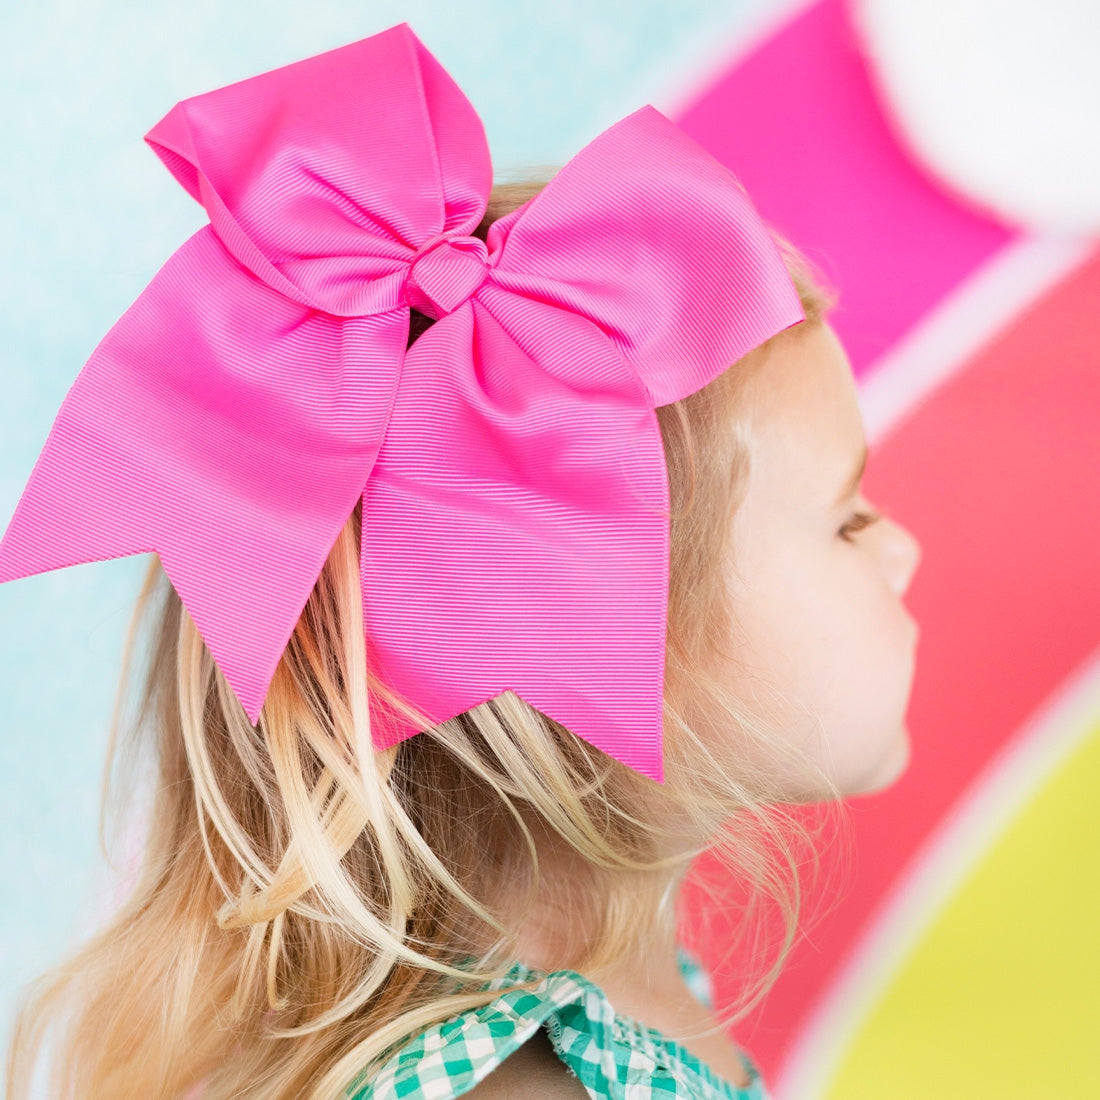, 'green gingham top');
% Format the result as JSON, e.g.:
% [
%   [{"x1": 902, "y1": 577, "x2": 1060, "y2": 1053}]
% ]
[{"x1": 346, "y1": 947, "x2": 768, "y2": 1099}]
